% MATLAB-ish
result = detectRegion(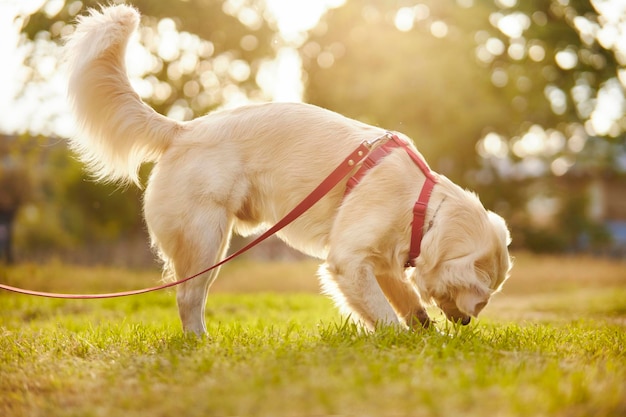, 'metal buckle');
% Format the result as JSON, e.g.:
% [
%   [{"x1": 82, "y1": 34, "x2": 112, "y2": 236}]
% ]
[{"x1": 364, "y1": 131, "x2": 394, "y2": 150}]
